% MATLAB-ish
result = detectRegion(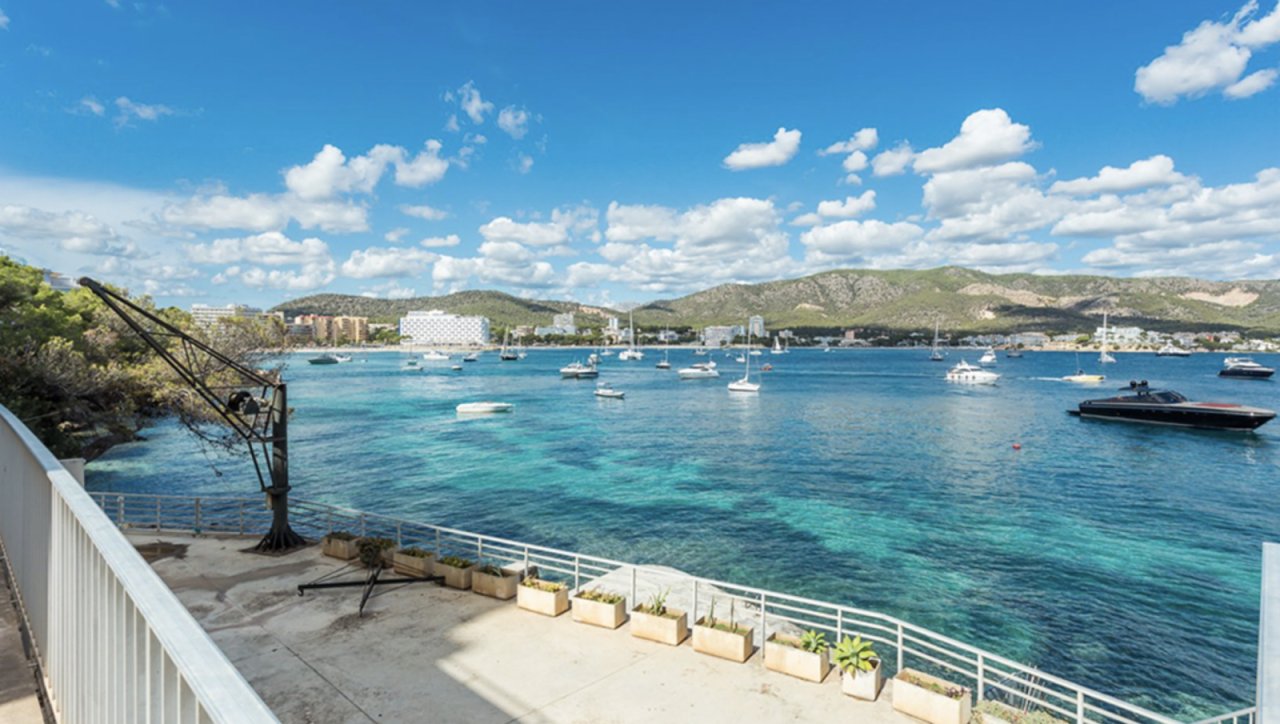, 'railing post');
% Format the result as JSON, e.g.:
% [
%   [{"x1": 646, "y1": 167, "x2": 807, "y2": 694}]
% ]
[
  {"x1": 759, "y1": 593, "x2": 767, "y2": 656},
  {"x1": 574, "y1": 557, "x2": 580, "y2": 591},
  {"x1": 154, "y1": 497, "x2": 161, "y2": 531},
  {"x1": 194, "y1": 497, "x2": 202, "y2": 531},
  {"x1": 1076, "y1": 690, "x2": 1085, "y2": 724},
  {"x1": 524, "y1": 546, "x2": 530, "y2": 577},
  {"x1": 836, "y1": 608, "x2": 844, "y2": 643},
  {"x1": 395, "y1": 522, "x2": 402, "y2": 547},
  {"x1": 116, "y1": 496, "x2": 124, "y2": 527},
  {"x1": 477, "y1": 538, "x2": 483, "y2": 562},
  {"x1": 692, "y1": 579, "x2": 698, "y2": 622},
  {"x1": 359, "y1": 514, "x2": 366, "y2": 537},
  {"x1": 630, "y1": 566, "x2": 637, "y2": 609},
  {"x1": 896, "y1": 622, "x2": 904, "y2": 675},
  {"x1": 238, "y1": 501, "x2": 245, "y2": 535},
  {"x1": 435, "y1": 529, "x2": 441, "y2": 557},
  {"x1": 977, "y1": 653, "x2": 985, "y2": 701},
  {"x1": 326, "y1": 510, "x2": 333, "y2": 534}
]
